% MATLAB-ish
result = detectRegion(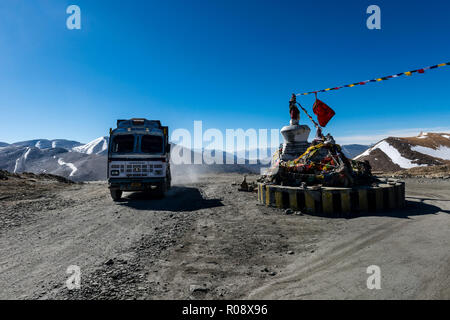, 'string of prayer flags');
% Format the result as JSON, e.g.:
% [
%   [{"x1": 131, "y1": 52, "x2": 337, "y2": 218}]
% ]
[{"x1": 296, "y1": 62, "x2": 450, "y2": 96}]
